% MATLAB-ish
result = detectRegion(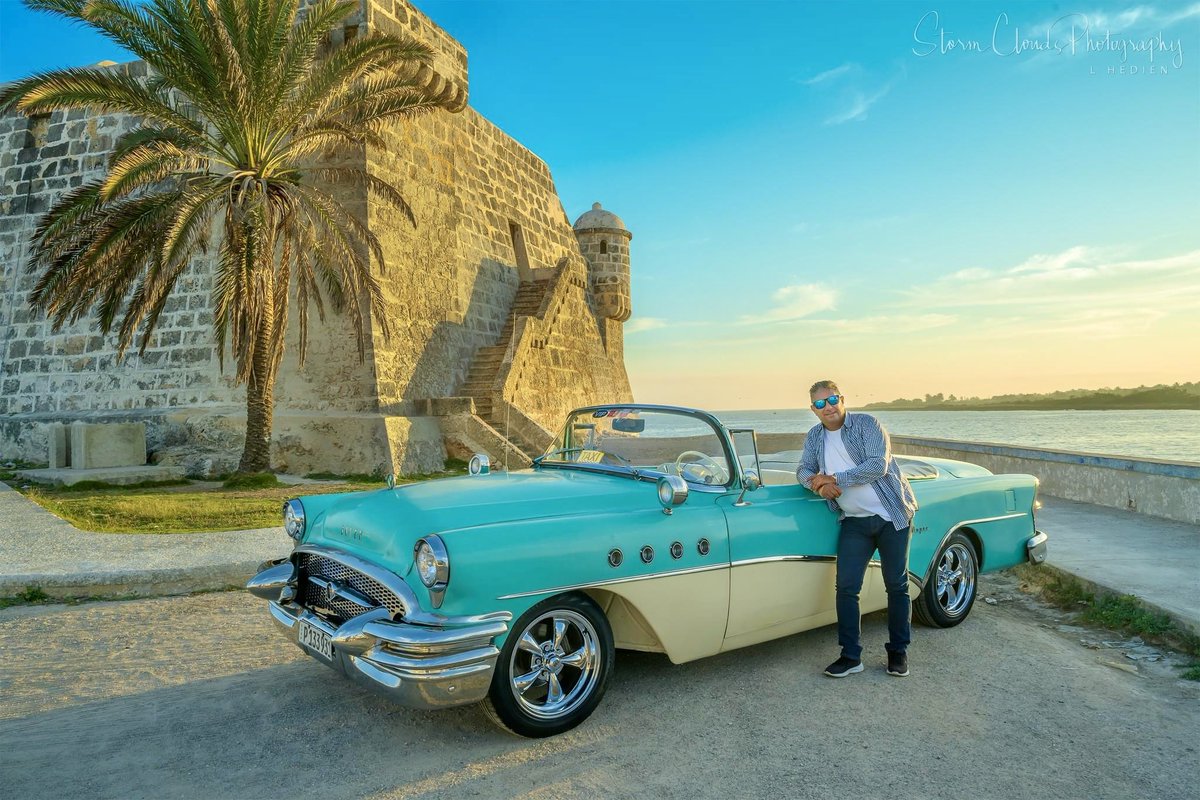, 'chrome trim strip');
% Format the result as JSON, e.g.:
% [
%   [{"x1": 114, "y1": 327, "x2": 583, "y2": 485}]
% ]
[
  {"x1": 921, "y1": 512, "x2": 1029, "y2": 584},
  {"x1": 497, "y1": 562, "x2": 727, "y2": 600},
  {"x1": 729, "y1": 555, "x2": 836, "y2": 567}
]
